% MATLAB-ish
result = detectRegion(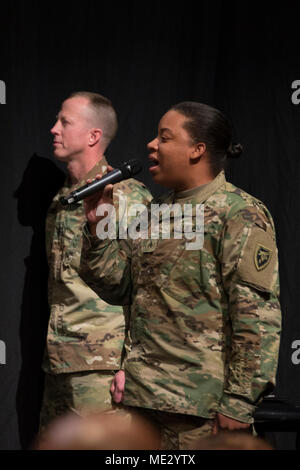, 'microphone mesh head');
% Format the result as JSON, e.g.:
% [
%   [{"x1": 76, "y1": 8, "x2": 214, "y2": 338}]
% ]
[{"x1": 121, "y1": 159, "x2": 142, "y2": 178}]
